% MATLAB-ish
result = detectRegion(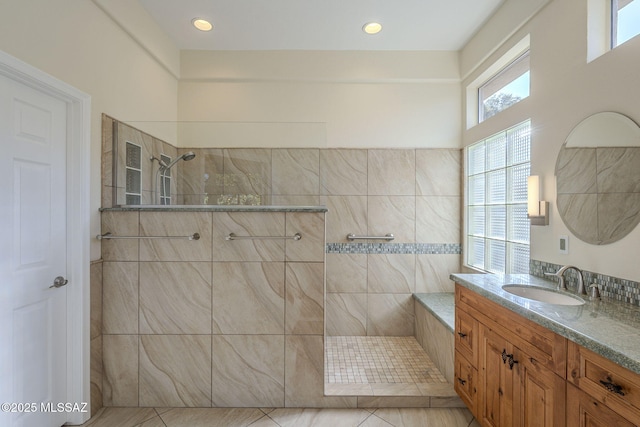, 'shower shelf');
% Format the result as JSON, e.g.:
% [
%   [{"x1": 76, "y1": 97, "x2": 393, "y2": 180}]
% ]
[
  {"x1": 97, "y1": 232, "x2": 200, "y2": 241},
  {"x1": 346, "y1": 233, "x2": 394, "y2": 241},
  {"x1": 225, "y1": 233, "x2": 302, "y2": 241}
]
